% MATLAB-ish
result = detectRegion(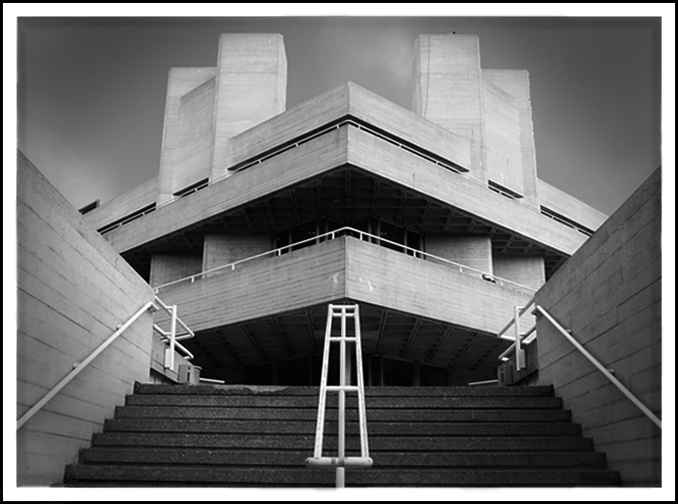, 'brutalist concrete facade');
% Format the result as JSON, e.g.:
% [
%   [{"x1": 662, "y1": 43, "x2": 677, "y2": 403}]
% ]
[{"x1": 82, "y1": 33, "x2": 607, "y2": 386}]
